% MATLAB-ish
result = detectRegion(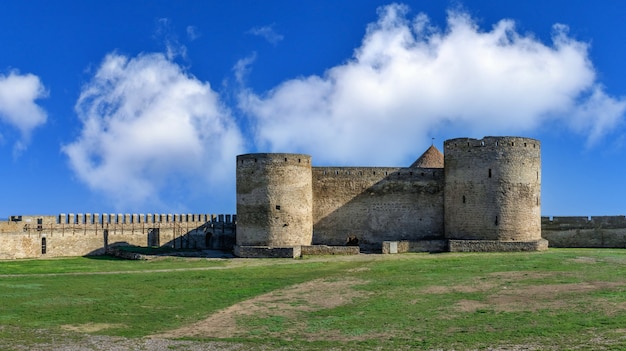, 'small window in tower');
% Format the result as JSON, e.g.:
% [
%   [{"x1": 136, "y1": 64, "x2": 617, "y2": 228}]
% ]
[
  {"x1": 462, "y1": 195, "x2": 466, "y2": 204},
  {"x1": 254, "y1": 158, "x2": 257, "y2": 162},
  {"x1": 511, "y1": 142, "x2": 515, "y2": 146},
  {"x1": 495, "y1": 216, "x2": 499, "y2": 226},
  {"x1": 284, "y1": 157, "x2": 287, "y2": 162},
  {"x1": 298, "y1": 158, "x2": 301, "y2": 163},
  {"x1": 276, "y1": 205, "x2": 281, "y2": 210},
  {"x1": 537, "y1": 171, "x2": 539, "y2": 180},
  {"x1": 488, "y1": 169, "x2": 492, "y2": 178},
  {"x1": 41, "y1": 237, "x2": 47, "y2": 254},
  {"x1": 524, "y1": 143, "x2": 527, "y2": 147}
]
